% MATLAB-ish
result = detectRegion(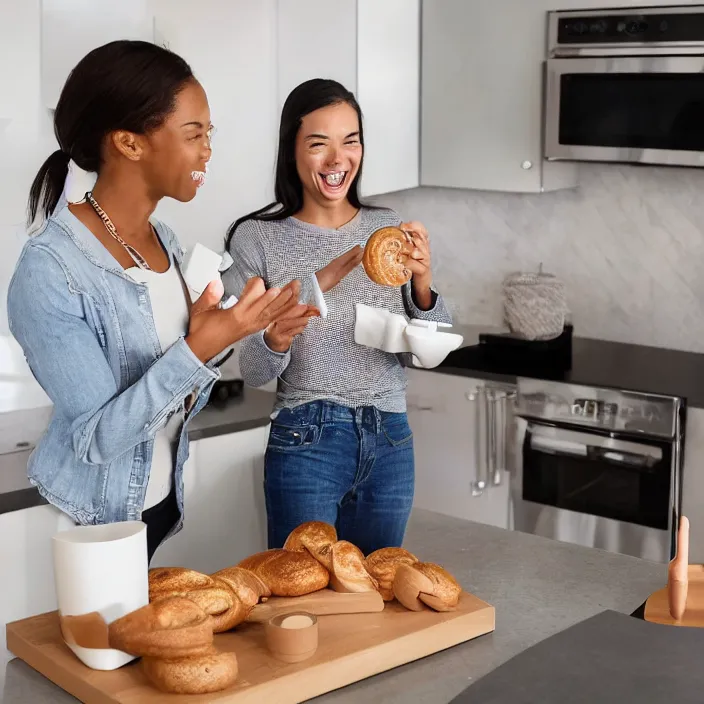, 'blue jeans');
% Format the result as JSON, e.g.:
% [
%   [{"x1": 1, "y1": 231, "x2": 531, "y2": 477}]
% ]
[{"x1": 264, "y1": 401, "x2": 415, "y2": 556}]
